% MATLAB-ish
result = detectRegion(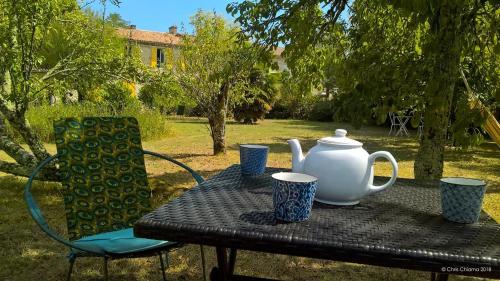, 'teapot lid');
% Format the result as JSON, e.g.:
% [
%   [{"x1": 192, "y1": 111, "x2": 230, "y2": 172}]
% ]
[{"x1": 318, "y1": 129, "x2": 362, "y2": 147}]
